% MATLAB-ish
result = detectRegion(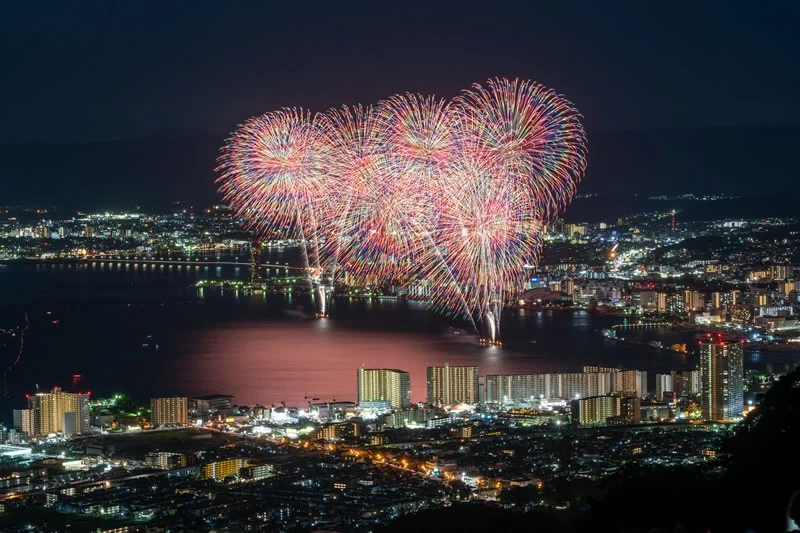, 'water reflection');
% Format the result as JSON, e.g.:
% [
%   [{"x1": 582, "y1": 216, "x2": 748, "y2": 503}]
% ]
[{"x1": 2, "y1": 261, "x2": 800, "y2": 411}]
